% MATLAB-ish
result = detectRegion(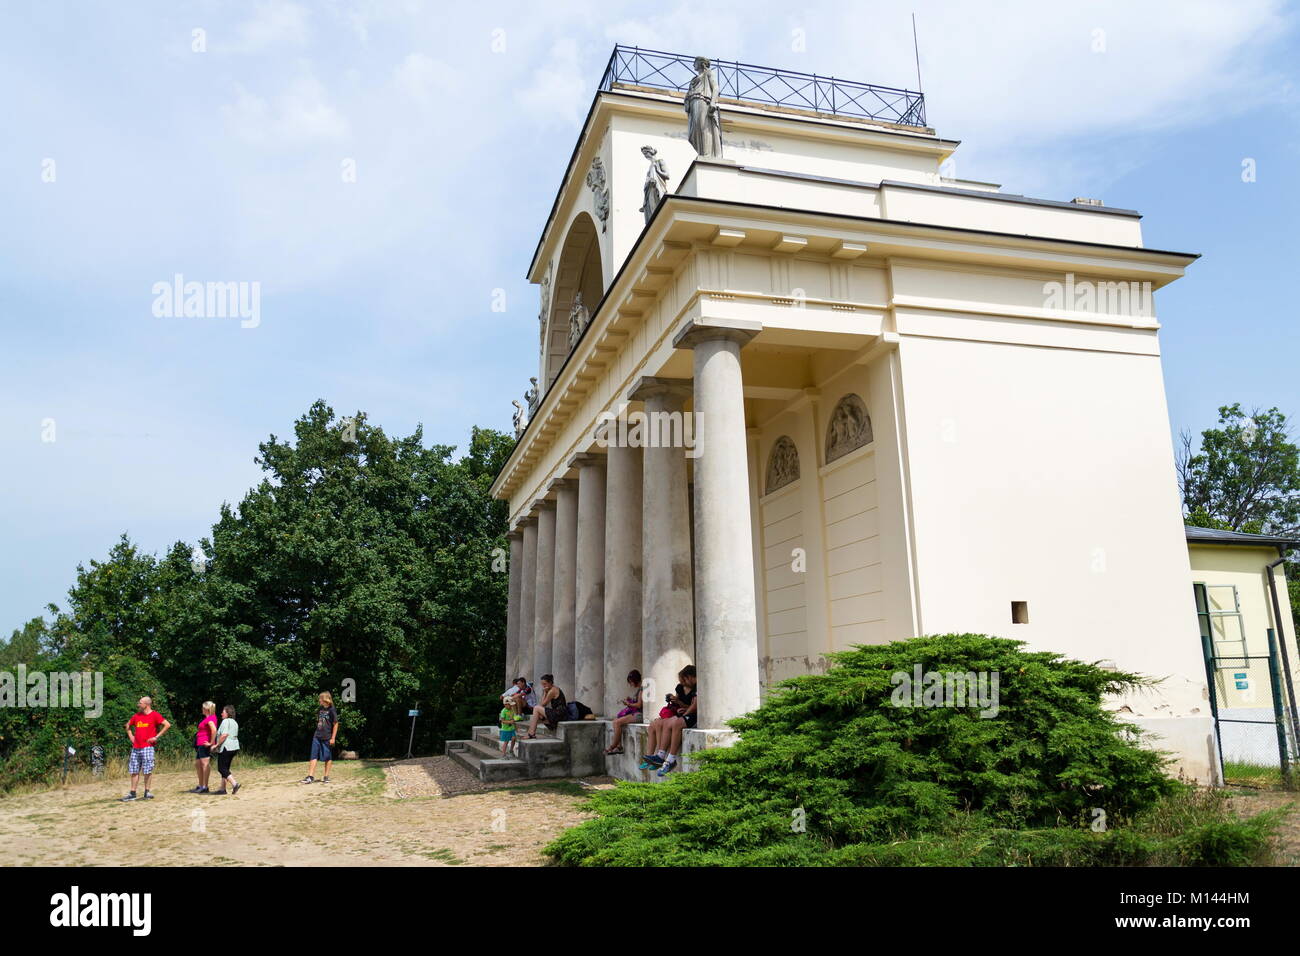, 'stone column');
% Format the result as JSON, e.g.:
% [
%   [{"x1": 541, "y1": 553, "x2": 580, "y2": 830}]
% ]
[
  {"x1": 630, "y1": 377, "x2": 695, "y2": 708},
  {"x1": 603, "y1": 441, "x2": 643, "y2": 718},
  {"x1": 518, "y1": 518, "x2": 538, "y2": 682},
  {"x1": 573, "y1": 454, "x2": 607, "y2": 712},
  {"x1": 674, "y1": 320, "x2": 761, "y2": 728},
  {"x1": 505, "y1": 530, "x2": 524, "y2": 687},
  {"x1": 532, "y1": 501, "x2": 556, "y2": 680},
  {"x1": 551, "y1": 479, "x2": 579, "y2": 697}
]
